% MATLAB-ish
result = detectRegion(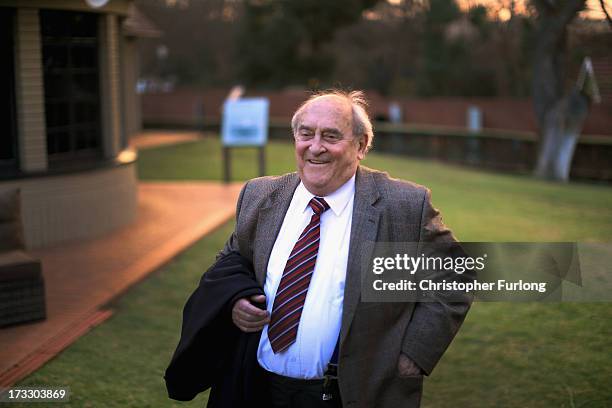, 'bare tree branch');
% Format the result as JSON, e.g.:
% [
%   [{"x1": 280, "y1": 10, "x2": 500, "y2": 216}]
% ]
[
  {"x1": 531, "y1": 0, "x2": 585, "y2": 41},
  {"x1": 599, "y1": 0, "x2": 612, "y2": 28},
  {"x1": 559, "y1": 0, "x2": 586, "y2": 27}
]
